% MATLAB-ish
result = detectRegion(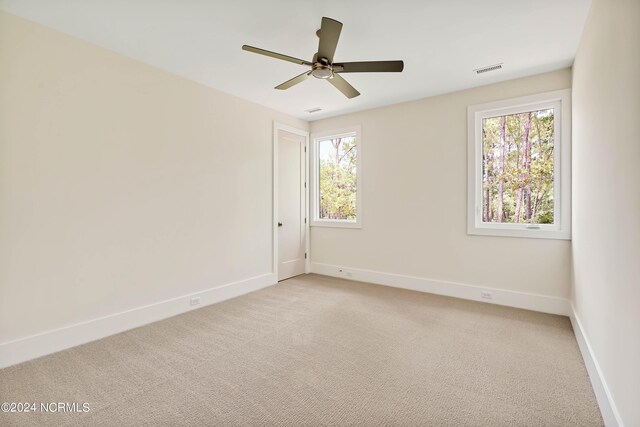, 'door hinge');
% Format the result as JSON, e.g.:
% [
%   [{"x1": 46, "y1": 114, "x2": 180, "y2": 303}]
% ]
[
  {"x1": 305, "y1": 253, "x2": 307, "y2": 259},
  {"x1": 304, "y1": 218, "x2": 307, "y2": 224},
  {"x1": 304, "y1": 182, "x2": 306, "y2": 188},
  {"x1": 304, "y1": 146, "x2": 307, "y2": 153}
]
